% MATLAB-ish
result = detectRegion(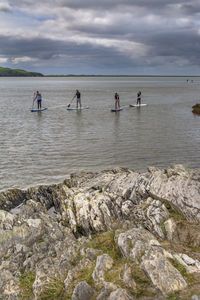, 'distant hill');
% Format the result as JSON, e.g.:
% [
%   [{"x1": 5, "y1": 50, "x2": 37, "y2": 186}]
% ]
[{"x1": 0, "y1": 67, "x2": 43, "y2": 77}]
